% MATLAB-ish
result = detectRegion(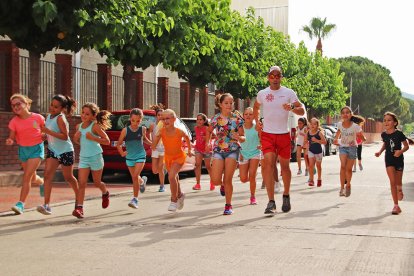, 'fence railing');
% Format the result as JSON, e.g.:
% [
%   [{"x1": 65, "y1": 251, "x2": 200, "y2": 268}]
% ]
[
  {"x1": 72, "y1": 67, "x2": 98, "y2": 114},
  {"x1": 112, "y1": 75, "x2": 124, "y2": 111},
  {"x1": 143, "y1": 81, "x2": 157, "y2": 109}
]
